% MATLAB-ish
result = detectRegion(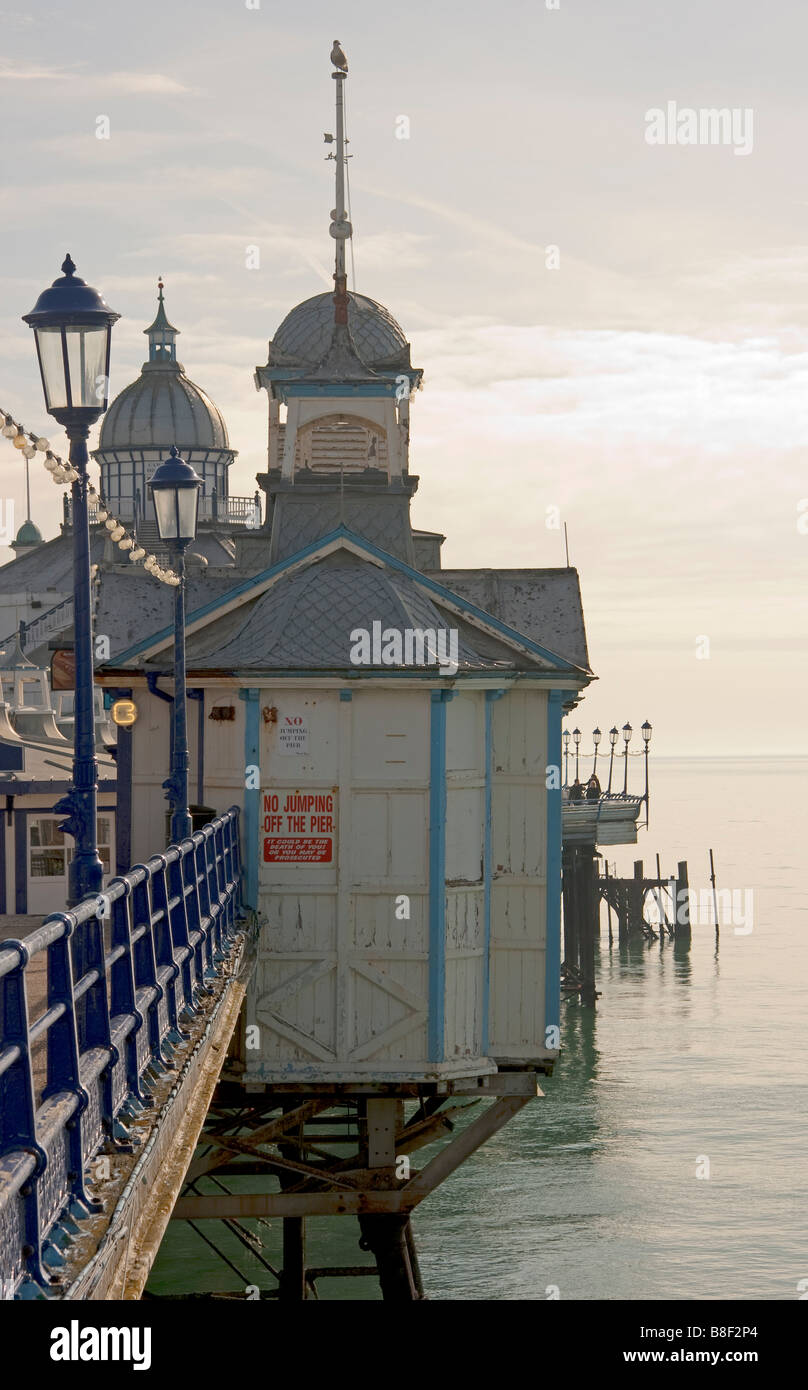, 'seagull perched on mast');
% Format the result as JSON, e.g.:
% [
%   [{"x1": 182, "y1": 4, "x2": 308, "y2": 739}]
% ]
[{"x1": 331, "y1": 40, "x2": 348, "y2": 72}]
